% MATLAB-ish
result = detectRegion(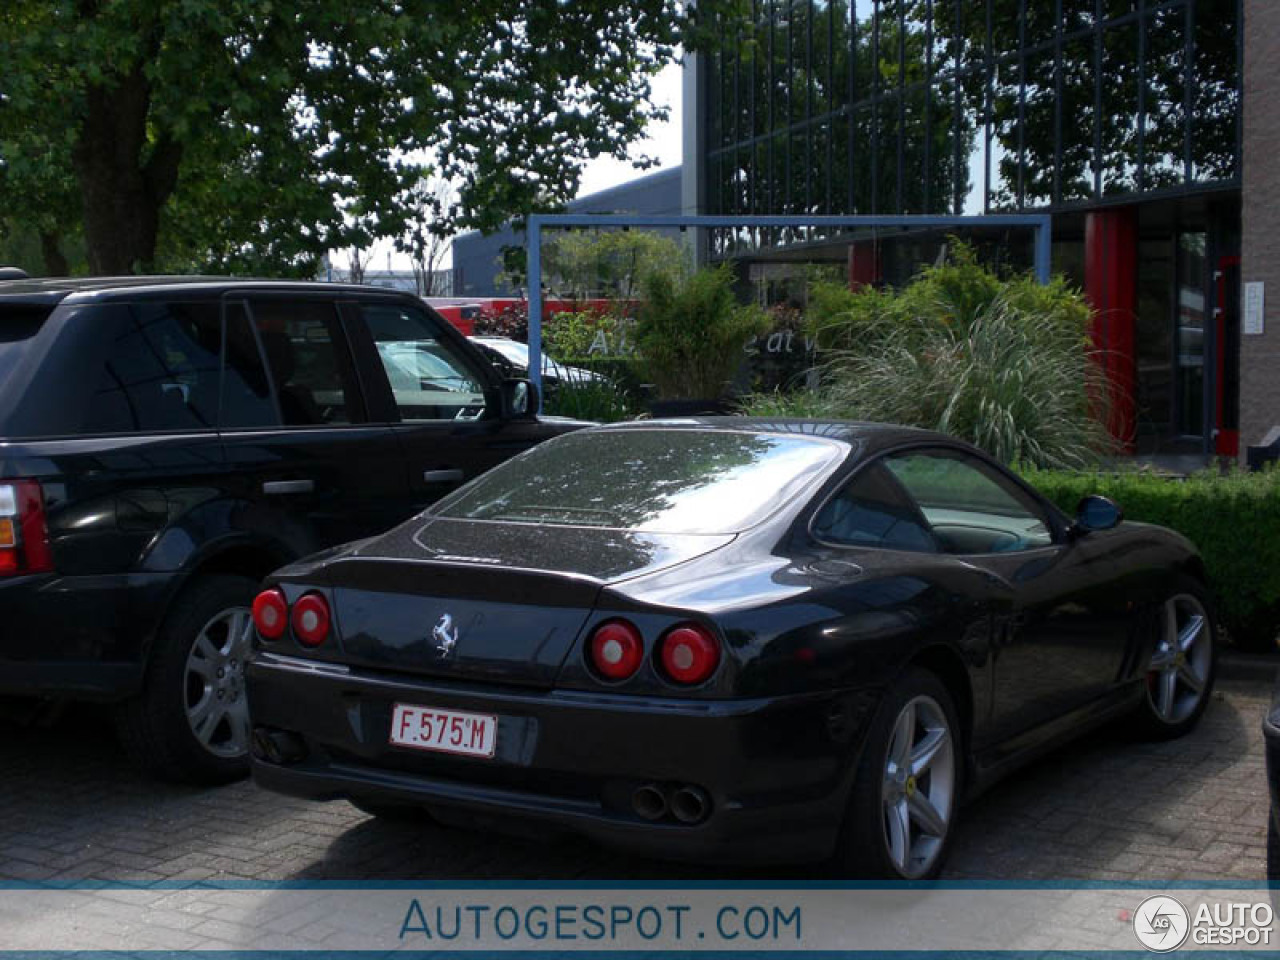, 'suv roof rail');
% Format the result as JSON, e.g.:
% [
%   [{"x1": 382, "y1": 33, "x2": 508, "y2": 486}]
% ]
[{"x1": 0, "y1": 267, "x2": 30, "y2": 281}]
